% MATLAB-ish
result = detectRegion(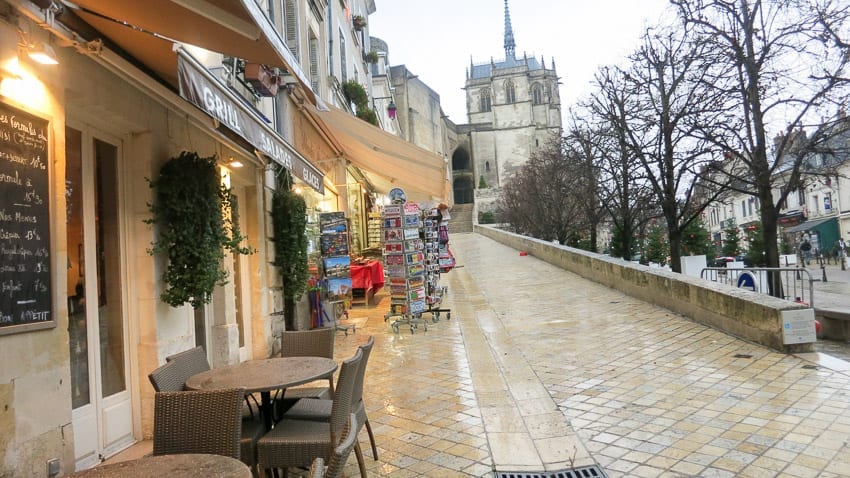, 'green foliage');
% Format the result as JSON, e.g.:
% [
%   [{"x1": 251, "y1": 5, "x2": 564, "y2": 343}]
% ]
[
  {"x1": 272, "y1": 171, "x2": 309, "y2": 302},
  {"x1": 478, "y1": 175, "x2": 487, "y2": 189},
  {"x1": 609, "y1": 225, "x2": 636, "y2": 260},
  {"x1": 744, "y1": 222, "x2": 768, "y2": 266},
  {"x1": 644, "y1": 221, "x2": 669, "y2": 265},
  {"x1": 478, "y1": 211, "x2": 495, "y2": 224},
  {"x1": 364, "y1": 51, "x2": 379, "y2": 64},
  {"x1": 681, "y1": 218, "x2": 712, "y2": 256},
  {"x1": 342, "y1": 80, "x2": 379, "y2": 126},
  {"x1": 342, "y1": 80, "x2": 368, "y2": 105},
  {"x1": 147, "y1": 151, "x2": 253, "y2": 308},
  {"x1": 722, "y1": 226, "x2": 741, "y2": 257},
  {"x1": 352, "y1": 15, "x2": 366, "y2": 30}
]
